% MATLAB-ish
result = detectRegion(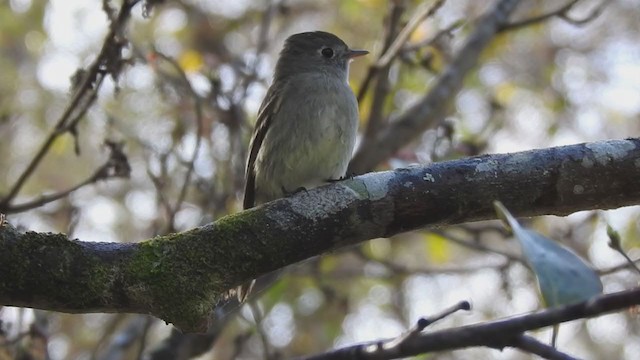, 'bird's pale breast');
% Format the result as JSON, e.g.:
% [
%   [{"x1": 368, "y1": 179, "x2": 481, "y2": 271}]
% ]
[{"x1": 253, "y1": 72, "x2": 358, "y2": 204}]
